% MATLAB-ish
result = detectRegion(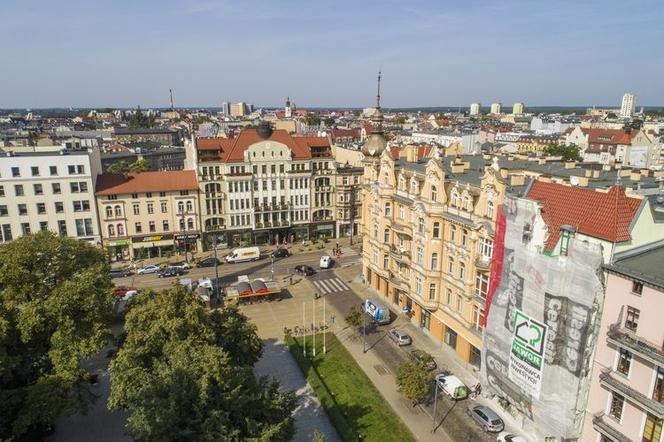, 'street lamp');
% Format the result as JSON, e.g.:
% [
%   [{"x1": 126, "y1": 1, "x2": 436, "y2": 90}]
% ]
[
  {"x1": 349, "y1": 185, "x2": 356, "y2": 246},
  {"x1": 431, "y1": 380, "x2": 444, "y2": 433},
  {"x1": 362, "y1": 303, "x2": 367, "y2": 353},
  {"x1": 213, "y1": 234, "x2": 220, "y2": 303},
  {"x1": 179, "y1": 209, "x2": 188, "y2": 263}
]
